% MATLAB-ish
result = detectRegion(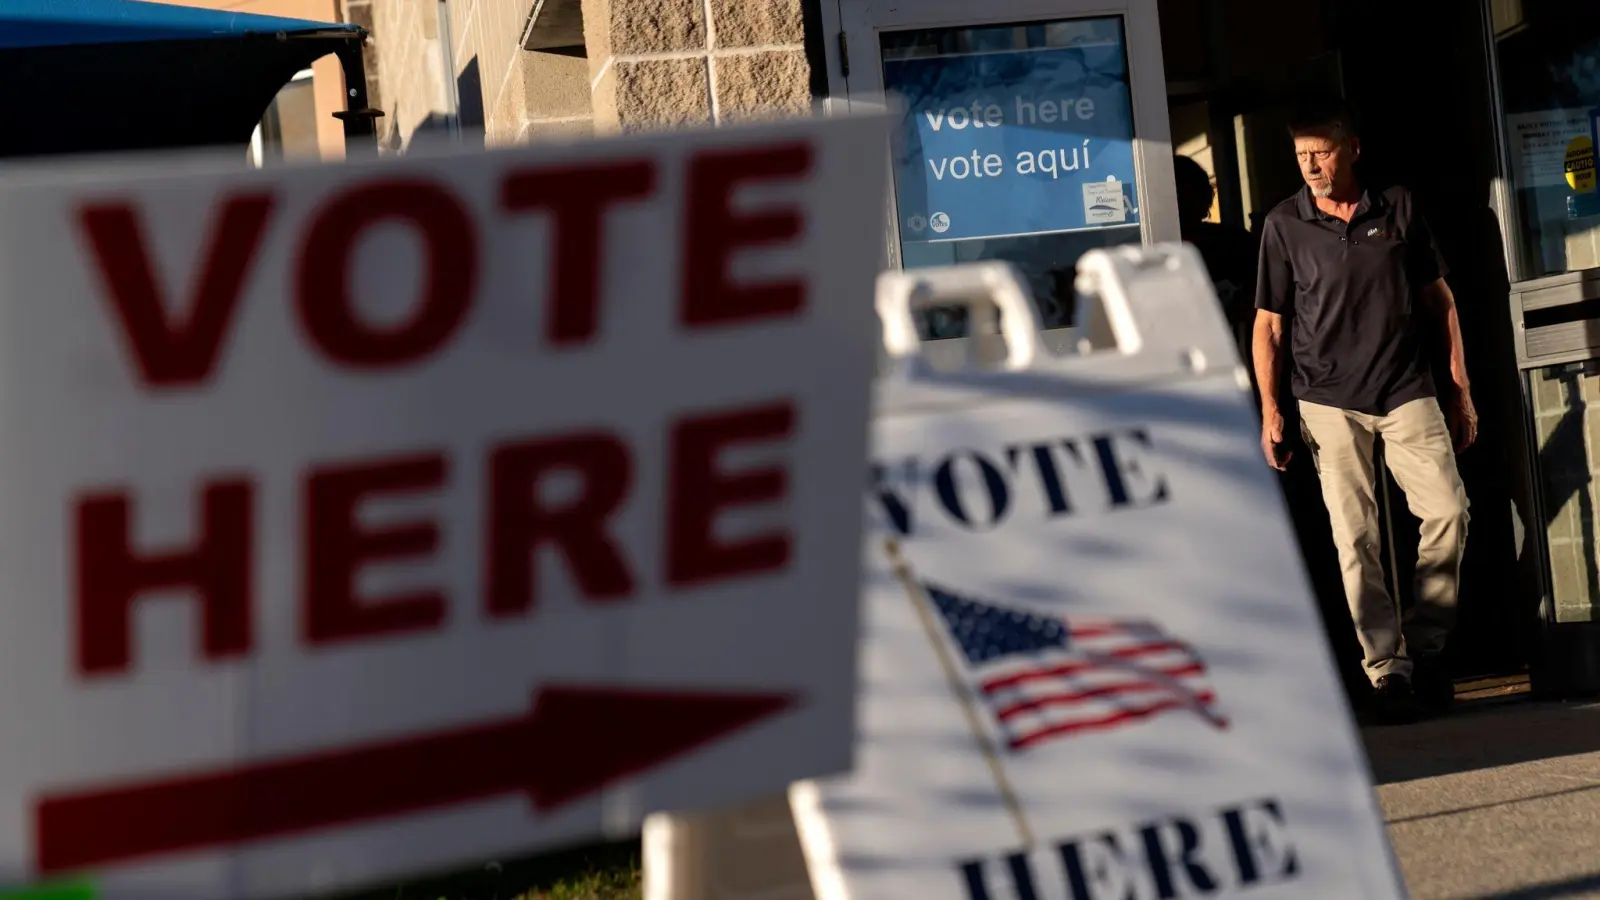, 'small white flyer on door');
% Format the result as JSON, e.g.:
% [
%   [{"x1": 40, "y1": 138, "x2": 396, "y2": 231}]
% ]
[{"x1": 1083, "y1": 178, "x2": 1127, "y2": 224}]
